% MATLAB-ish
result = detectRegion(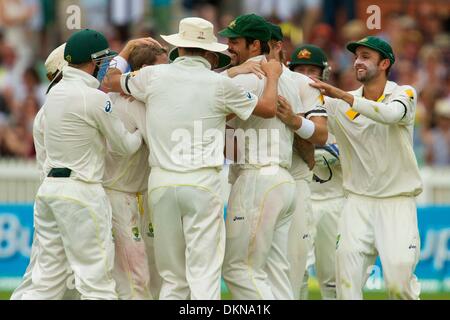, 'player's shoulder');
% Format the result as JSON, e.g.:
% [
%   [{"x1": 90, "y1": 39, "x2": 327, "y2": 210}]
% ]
[
  {"x1": 394, "y1": 82, "x2": 417, "y2": 98},
  {"x1": 285, "y1": 68, "x2": 314, "y2": 84},
  {"x1": 86, "y1": 86, "x2": 110, "y2": 102},
  {"x1": 230, "y1": 73, "x2": 264, "y2": 93}
]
